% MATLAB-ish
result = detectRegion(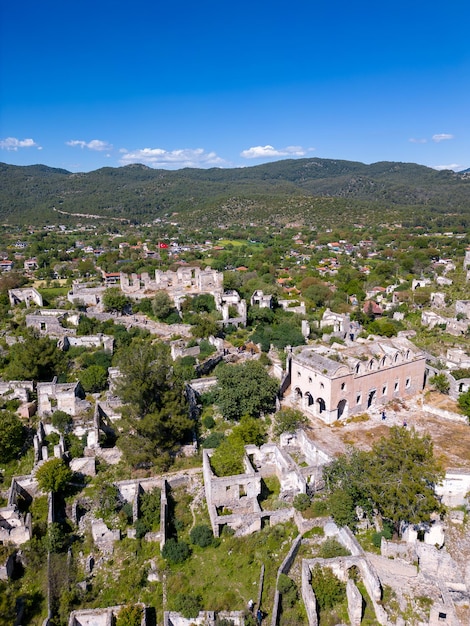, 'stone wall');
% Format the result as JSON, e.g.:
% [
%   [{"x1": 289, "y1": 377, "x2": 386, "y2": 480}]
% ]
[
  {"x1": 69, "y1": 605, "x2": 148, "y2": 626},
  {"x1": 164, "y1": 611, "x2": 245, "y2": 626},
  {"x1": 270, "y1": 535, "x2": 302, "y2": 626},
  {"x1": 436, "y1": 469, "x2": 470, "y2": 507}
]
